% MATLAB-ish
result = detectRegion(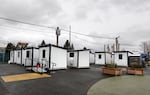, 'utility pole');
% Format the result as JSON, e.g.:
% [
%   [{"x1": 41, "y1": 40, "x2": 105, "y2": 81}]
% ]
[
  {"x1": 112, "y1": 44, "x2": 115, "y2": 51},
  {"x1": 69, "y1": 25, "x2": 71, "y2": 45},
  {"x1": 104, "y1": 45, "x2": 106, "y2": 64},
  {"x1": 56, "y1": 27, "x2": 61, "y2": 46},
  {"x1": 2, "y1": 49, "x2": 5, "y2": 64},
  {"x1": 118, "y1": 43, "x2": 120, "y2": 51},
  {"x1": 115, "y1": 36, "x2": 120, "y2": 51}
]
